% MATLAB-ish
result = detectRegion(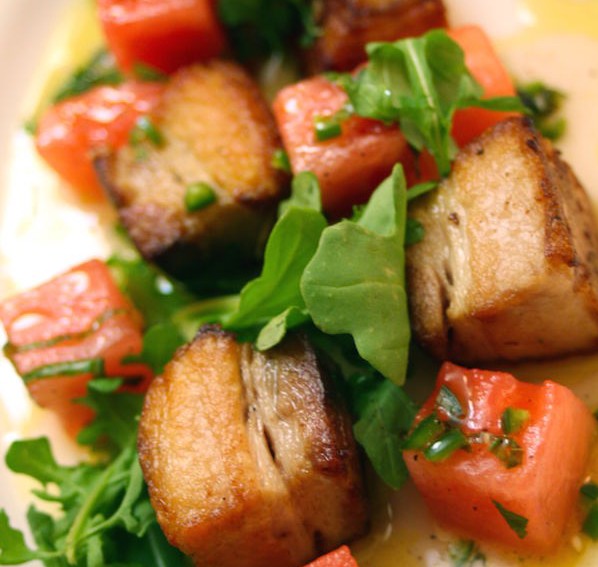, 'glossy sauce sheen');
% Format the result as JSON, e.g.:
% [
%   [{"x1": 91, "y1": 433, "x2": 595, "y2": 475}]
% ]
[{"x1": 1, "y1": 1, "x2": 598, "y2": 566}]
